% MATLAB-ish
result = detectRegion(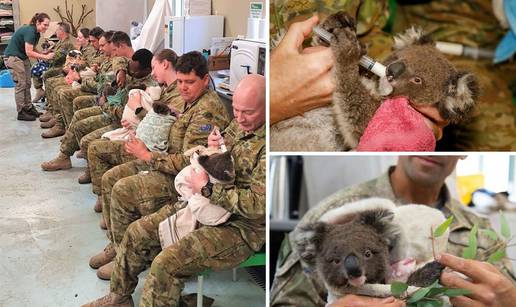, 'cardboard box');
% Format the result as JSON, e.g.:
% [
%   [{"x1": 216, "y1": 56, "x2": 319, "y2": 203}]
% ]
[{"x1": 208, "y1": 55, "x2": 230, "y2": 71}]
